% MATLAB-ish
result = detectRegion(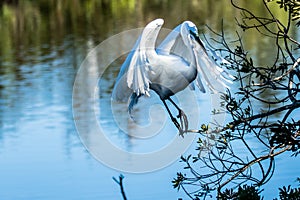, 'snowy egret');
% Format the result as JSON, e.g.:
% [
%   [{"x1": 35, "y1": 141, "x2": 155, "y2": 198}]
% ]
[{"x1": 112, "y1": 18, "x2": 233, "y2": 134}]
